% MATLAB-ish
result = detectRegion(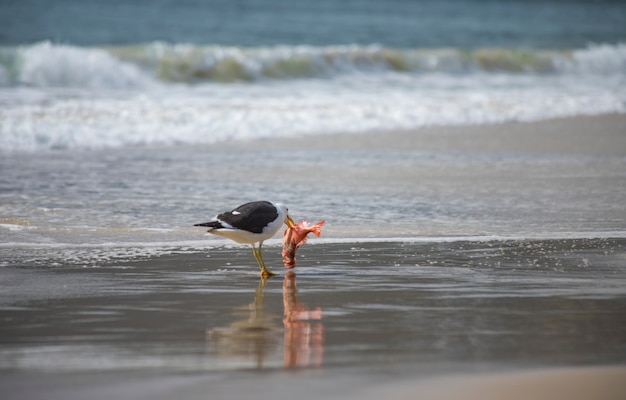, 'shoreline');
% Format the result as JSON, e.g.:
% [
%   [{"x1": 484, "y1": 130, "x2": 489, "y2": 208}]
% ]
[
  {"x1": 235, "y1": 112, "x2": 626, "y2": 156},
  {"x1": 2, "y1": 112, "x2": 625, "y2": 156},
  {"x1": 2, "y1": 111, "x2": 626, "y2": 254}
]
